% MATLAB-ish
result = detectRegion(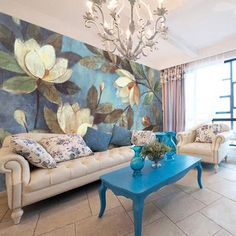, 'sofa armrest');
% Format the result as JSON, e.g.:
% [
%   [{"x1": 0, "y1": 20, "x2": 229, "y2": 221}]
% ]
[
  {"x1": 212, "y1": 132, "x2": 231, "y2": 151},
  {"x1": 0, "y1": 148, "x2": 30, "y2": 185},
  {"x1": 0, "y1": 148, "x2": 30, "y2": 209},
  {"x1": 177, "y1": 130, "x2": 196, "y2": 146}
]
